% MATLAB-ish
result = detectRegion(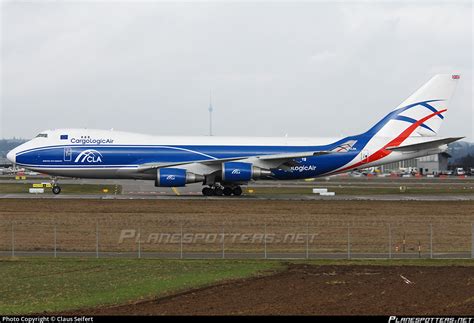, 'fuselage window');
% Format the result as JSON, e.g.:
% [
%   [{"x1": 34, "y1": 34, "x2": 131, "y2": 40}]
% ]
[{"x1": 36, "y1": 133, "x2": 48, "y2": 138}]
